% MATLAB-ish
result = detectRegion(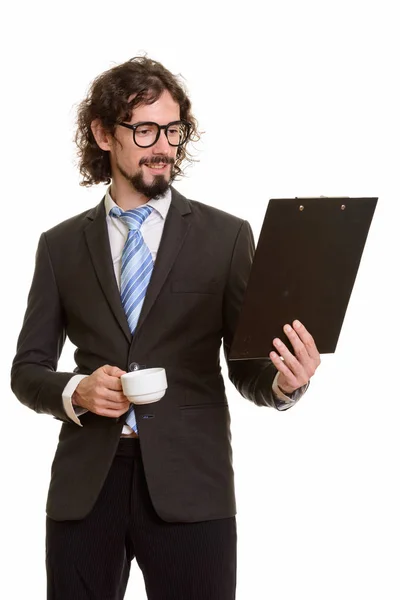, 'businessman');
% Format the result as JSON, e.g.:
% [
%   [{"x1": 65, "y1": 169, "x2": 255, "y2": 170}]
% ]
[{"x1": 11, "y1": 56, "x2": 321, "y2": 599}]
